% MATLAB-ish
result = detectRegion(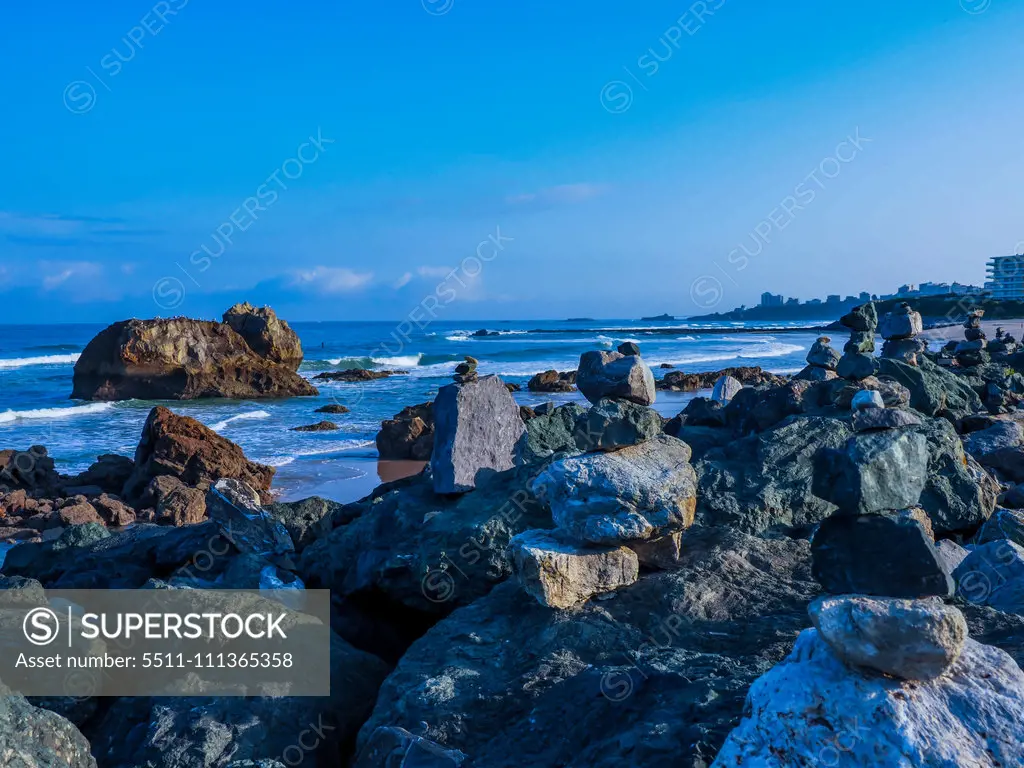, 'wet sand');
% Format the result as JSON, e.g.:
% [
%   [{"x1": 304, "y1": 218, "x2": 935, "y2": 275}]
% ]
[{"x1": 922, "y1": 319, "x2": 1024, "y2": 346}]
